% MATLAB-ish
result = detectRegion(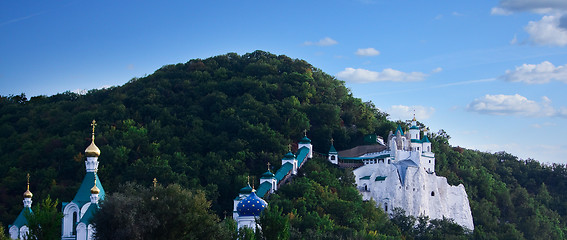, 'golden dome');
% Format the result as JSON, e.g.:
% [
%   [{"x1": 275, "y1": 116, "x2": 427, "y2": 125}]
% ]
[
  {"x1": 23, "y1": 173, "x2": 32, "y2": 198},
  {"x1": 91, "y1": 184, "x2": 100, "y2": 194},
  {"x1": 85, "y1": 139, "x2": 101, "y2": 157},
  {"x1": 23, "y1": 189, "x2": 33, "y2": 198},
  {"x1": 85, "y1": 120, "x2": 100, "y2": 157},
  {"x1": 91, "y1": 177, "x2": 100, "y2": 194}
]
